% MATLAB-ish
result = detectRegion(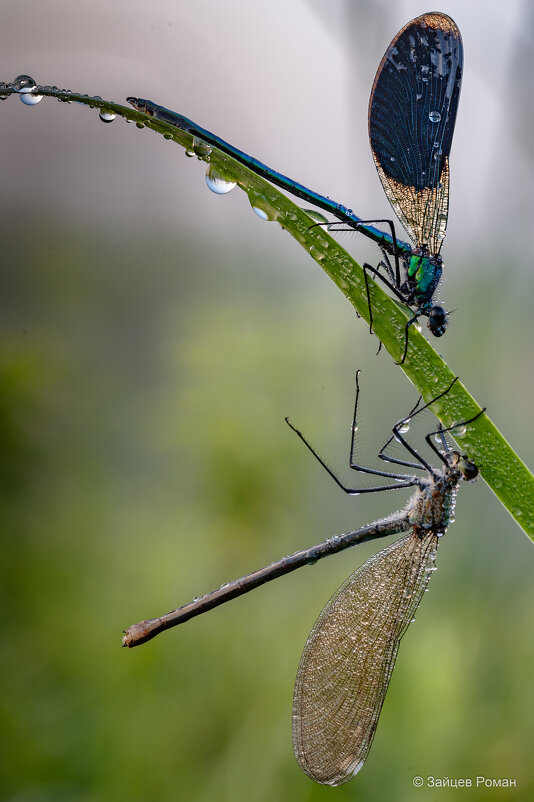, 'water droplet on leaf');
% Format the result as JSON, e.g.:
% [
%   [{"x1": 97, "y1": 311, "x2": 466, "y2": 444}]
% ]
[
  {"x1": 192, "y1": 137, "x2": 212, "y2": 158},
  {"x1": 205, "y1": 165, "x2": 237, "y2": 195},
  {"x1": 303, "y1": 209, "x2": 328, "y2": 225},
  {"x1": 252, "y1": 206, "x2": 269, "y2": 220},
  {"x1": 452, "y1": 424, "x2": 467, "y2": 438},
  {"x1": 248, "y1": 192, "x2": 277, "y2": 221},
  {"x1": 99, "y1": 109, "x2": 116, "y2": 123},
  {"x1": 14, "y1": 74, "x2": 43, "y2": 105}
]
